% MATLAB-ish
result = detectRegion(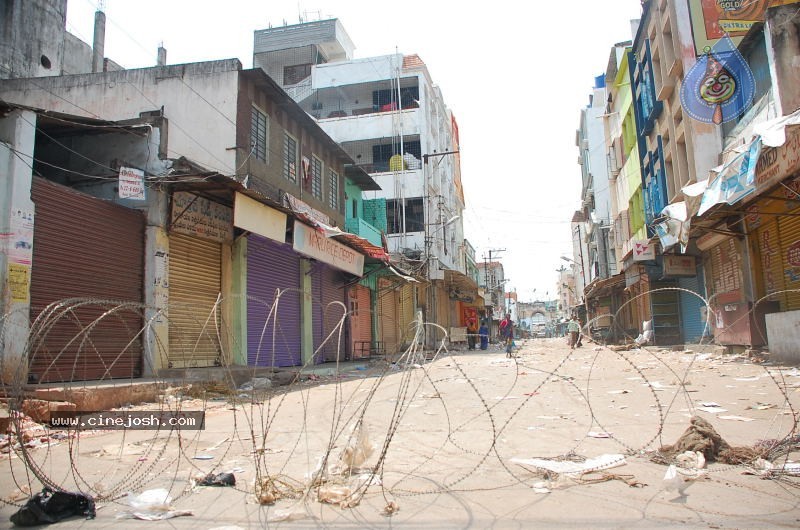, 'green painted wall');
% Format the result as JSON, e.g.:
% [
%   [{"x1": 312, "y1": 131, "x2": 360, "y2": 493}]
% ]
[{"x1": 231, "y1": 236, "x2": 248, "y2": 366}]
